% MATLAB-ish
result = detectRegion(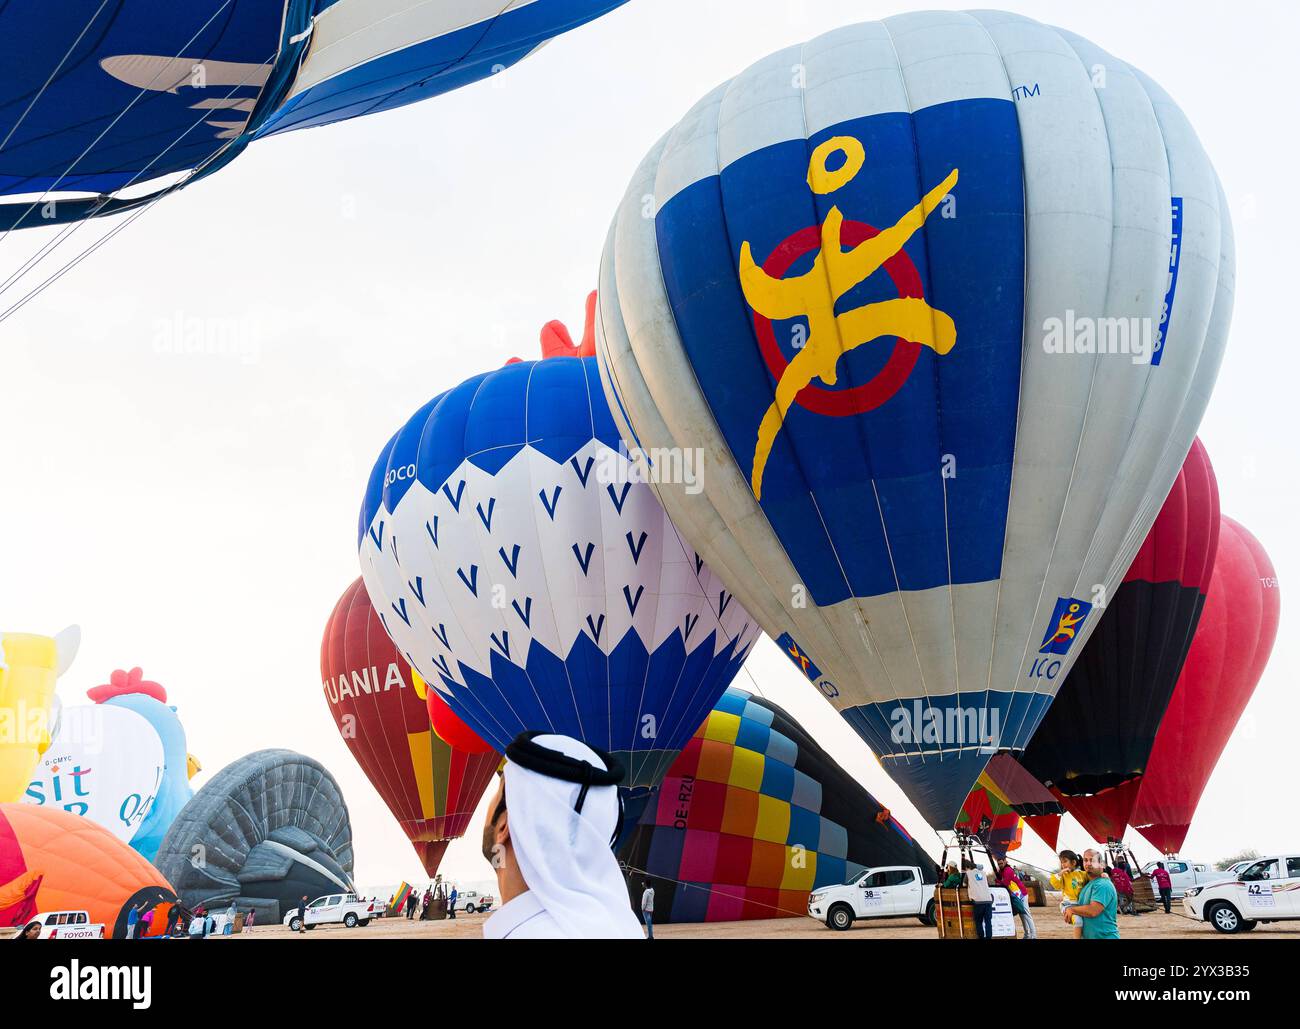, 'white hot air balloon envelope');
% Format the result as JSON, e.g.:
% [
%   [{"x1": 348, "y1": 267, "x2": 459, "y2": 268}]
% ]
[
  {"x1": 24, "y1": 703, "x2": 164, "y2": 845},
  {"x1": 595, "y1": 10, "x2": 1232, "y2": 827}
]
